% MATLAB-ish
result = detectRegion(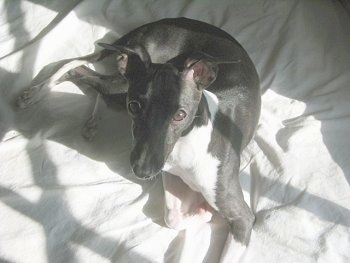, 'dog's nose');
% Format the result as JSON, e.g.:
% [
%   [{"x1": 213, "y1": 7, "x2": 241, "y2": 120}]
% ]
[{"x1": 132, "y1": 163, "x2": 158, "y2": 180}]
